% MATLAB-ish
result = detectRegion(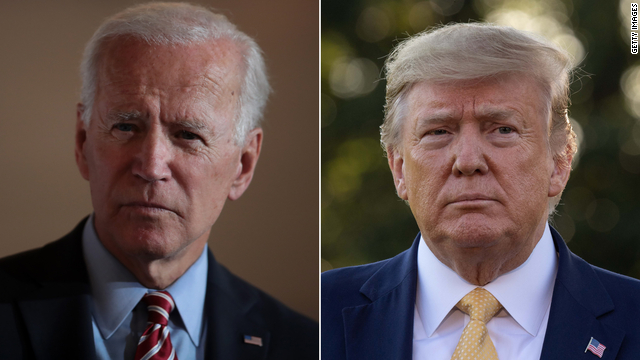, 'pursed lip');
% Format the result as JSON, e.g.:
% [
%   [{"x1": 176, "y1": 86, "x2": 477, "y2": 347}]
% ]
[
  {"x1": 448, "y1": 194, "x2": 497, "y2": 205},
  {"x1": 122, "y1": 201, "x2": 175, "y2": 213}
]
